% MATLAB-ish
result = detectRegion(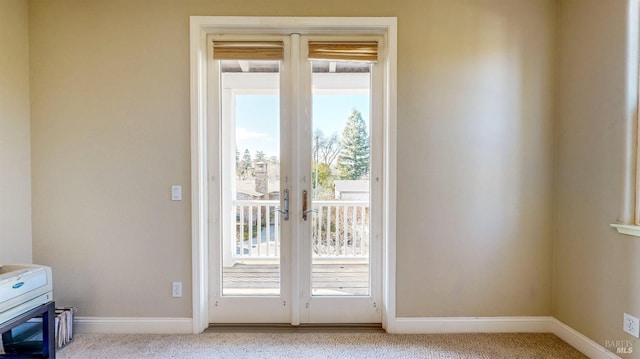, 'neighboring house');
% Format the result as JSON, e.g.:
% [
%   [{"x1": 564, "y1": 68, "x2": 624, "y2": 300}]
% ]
[
  {"x1": 235, "y1": 180, "x2": 280, "y2": 200},
  {"x1": 334, "y1": 180, "x2": 369, "y2": 200},
  {"x1": 236, "y1": 162, "x2": 280, "y2": 200}
]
